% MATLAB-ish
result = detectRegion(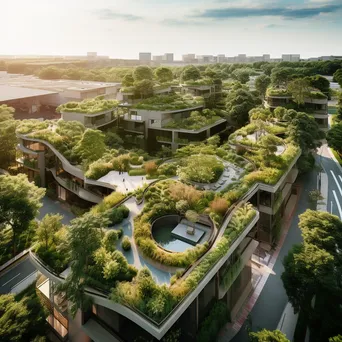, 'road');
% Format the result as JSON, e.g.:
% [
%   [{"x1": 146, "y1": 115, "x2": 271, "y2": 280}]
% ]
[
  {"x1": 317, "y1": 144, "x2": 342, "y2": 220},
  {"x1": 0, "y1": 196, "x2": 75, "y2": 294},
  {"x1": 232, "y1": 167, "x2": 318, "y2": 341}
]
